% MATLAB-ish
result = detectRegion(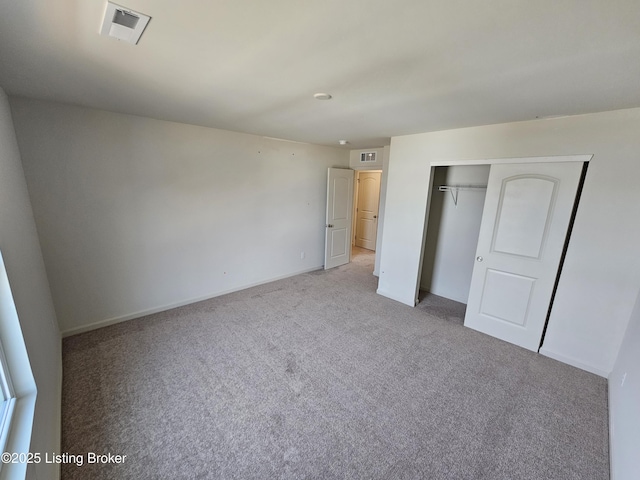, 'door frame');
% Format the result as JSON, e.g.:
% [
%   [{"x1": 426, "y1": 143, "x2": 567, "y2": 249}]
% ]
[{"x1": 352, "y1": 170, "x2": 382, "y2": 250}]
